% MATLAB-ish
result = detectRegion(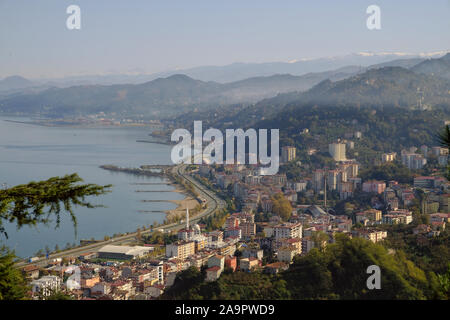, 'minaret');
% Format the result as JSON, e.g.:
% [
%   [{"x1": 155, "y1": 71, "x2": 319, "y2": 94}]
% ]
[
  {"x1": 324, "y1": 175, "x2": 327, "y2": 213},
  {"x1": 186, "y1": 208, "x2": 189, "y2": 230}
]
